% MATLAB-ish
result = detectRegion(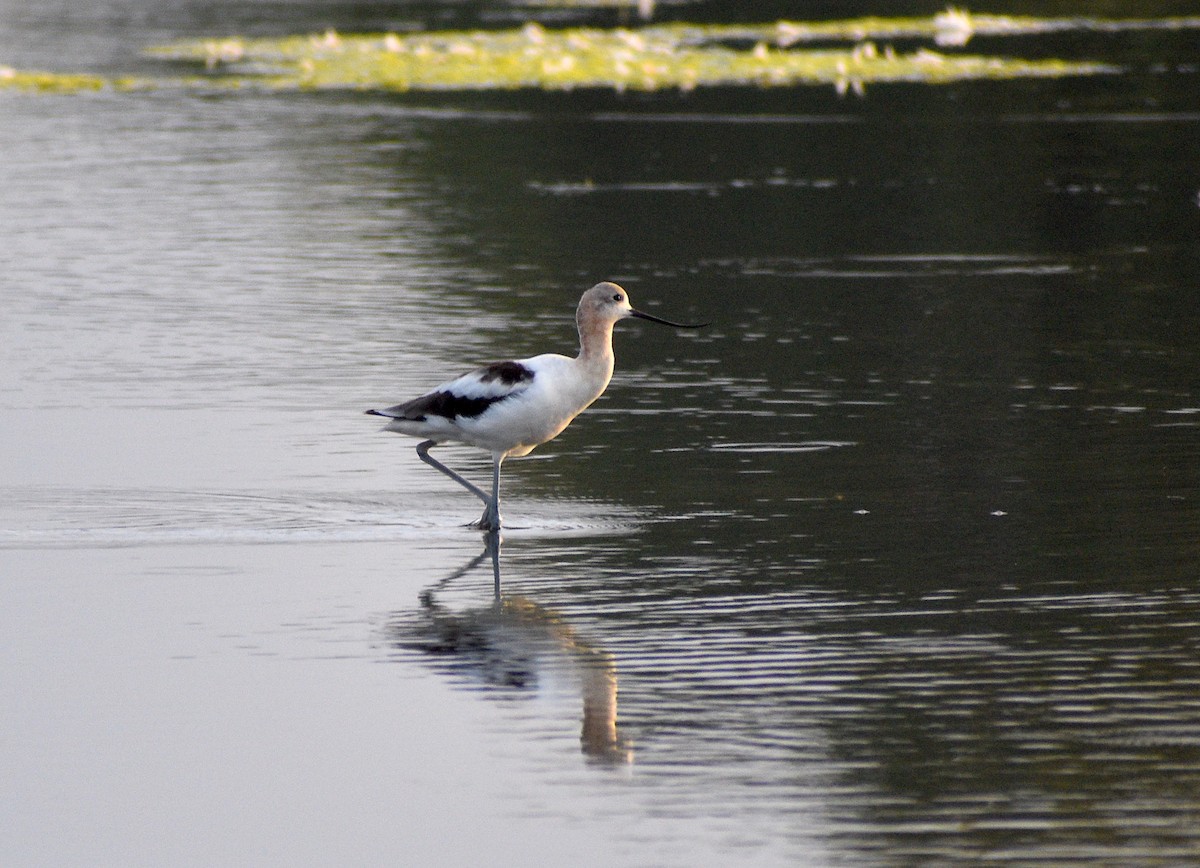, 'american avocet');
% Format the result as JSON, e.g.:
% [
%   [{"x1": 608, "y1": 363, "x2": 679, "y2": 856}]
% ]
[{"x1": 366, "y1": 282, "x2": 706, "y2": 531}]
